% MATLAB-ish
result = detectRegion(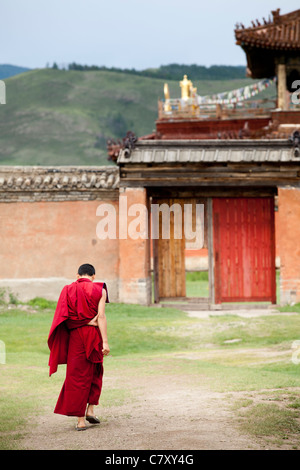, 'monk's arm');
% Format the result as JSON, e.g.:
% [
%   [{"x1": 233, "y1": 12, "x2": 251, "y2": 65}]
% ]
[{"x1": 97, "y1": 288, "x2": 110, "y2": 356}]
